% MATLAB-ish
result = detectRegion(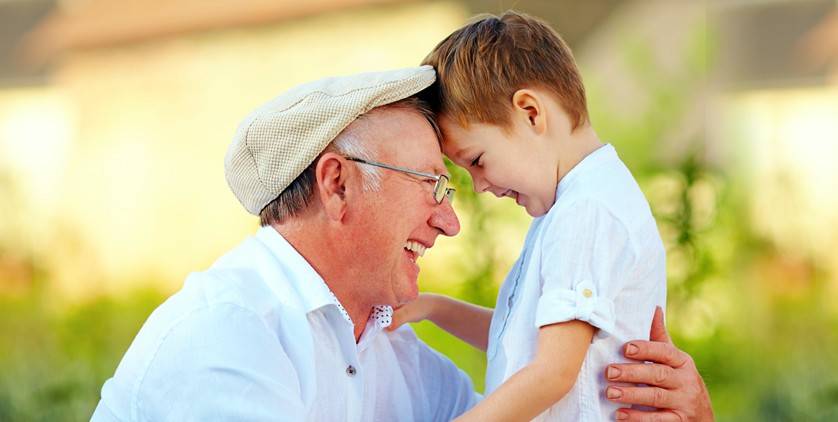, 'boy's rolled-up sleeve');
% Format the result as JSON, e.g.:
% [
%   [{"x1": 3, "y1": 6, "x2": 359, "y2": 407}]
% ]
[{"x1": 534, "y1": 199, "x2": 634, "y2": 336}]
